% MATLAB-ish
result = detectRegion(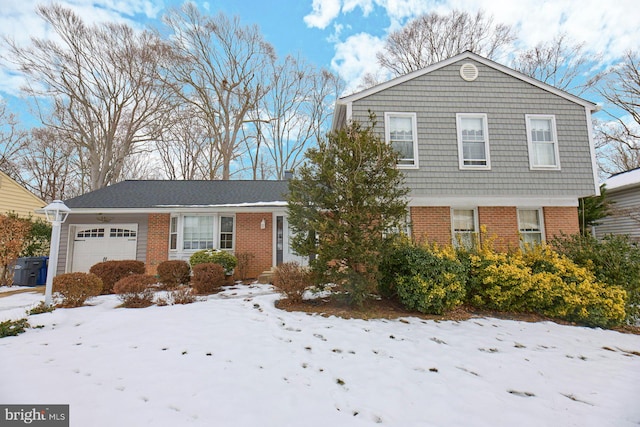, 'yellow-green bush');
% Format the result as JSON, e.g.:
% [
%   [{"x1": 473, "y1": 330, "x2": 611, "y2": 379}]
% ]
[{"x1": 468, "y1": 244, "x2": 627, "y2": 328}]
